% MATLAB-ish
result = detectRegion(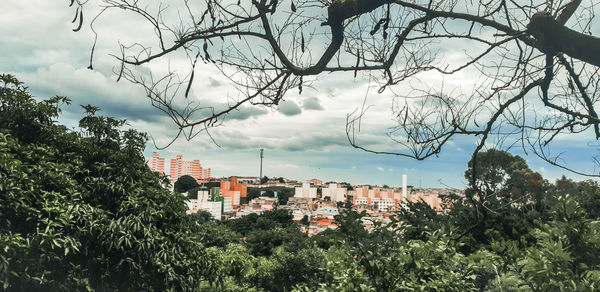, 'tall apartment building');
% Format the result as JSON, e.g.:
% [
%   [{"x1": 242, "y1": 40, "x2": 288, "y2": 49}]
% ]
[
  {"x1": 201, "y1": 168, "x2": 211, "y2": 179},
  {"x1": 169, "y1": 155, "x2": 212, "y2": 183},
  {"x1": 146, "y1": 152, "x2": 166, "y2": 174}
]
